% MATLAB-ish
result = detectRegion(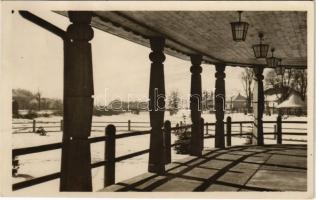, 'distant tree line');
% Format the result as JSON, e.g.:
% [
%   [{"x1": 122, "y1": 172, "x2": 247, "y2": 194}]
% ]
[
  {"x1": 264, "y1": 69, "x2": 307, "y2": 102},
  {"x1": 12, "y1": 88, "x2": 63, "y2": 115}
]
